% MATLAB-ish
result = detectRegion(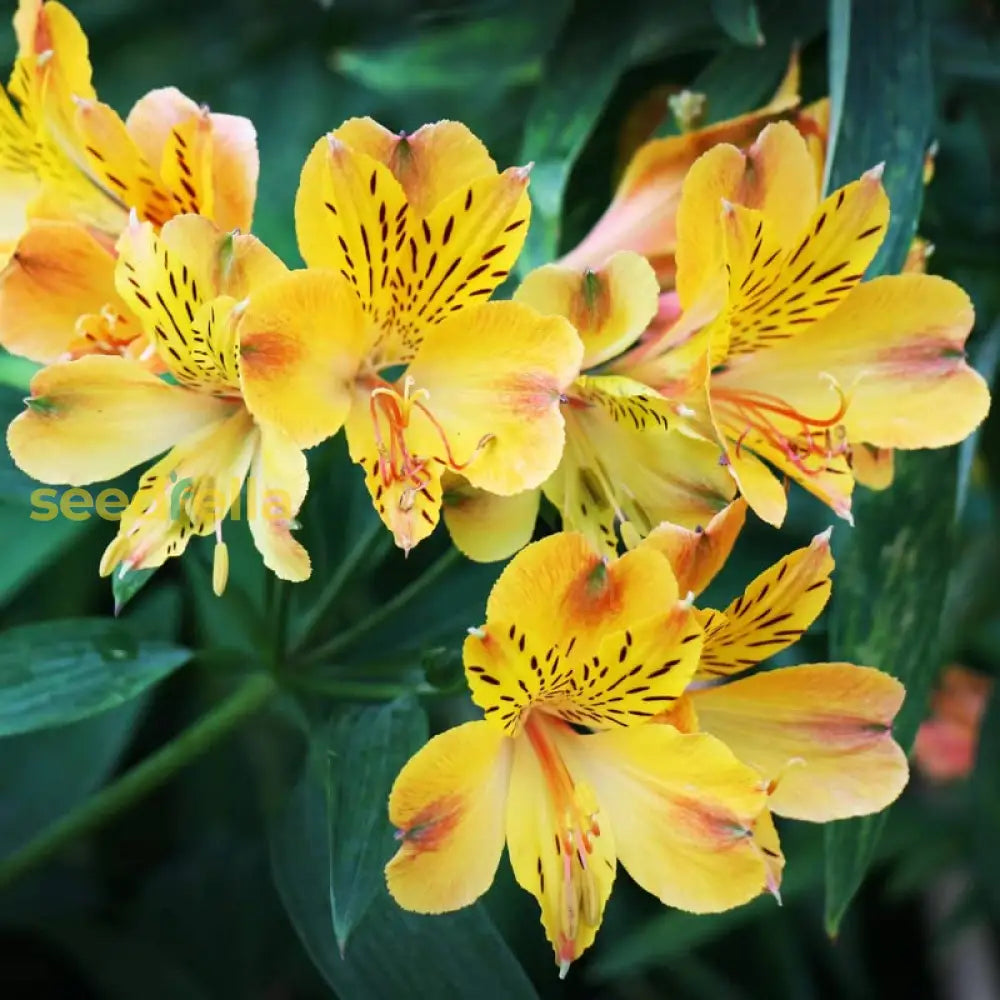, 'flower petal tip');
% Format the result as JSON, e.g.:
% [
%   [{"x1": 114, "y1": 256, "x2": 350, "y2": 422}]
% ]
[{"x1": 863, "y1": 161, "x2": 886, "y2": 183}]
